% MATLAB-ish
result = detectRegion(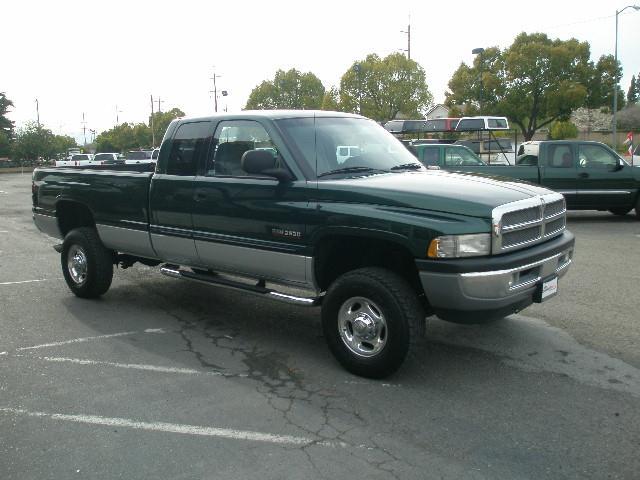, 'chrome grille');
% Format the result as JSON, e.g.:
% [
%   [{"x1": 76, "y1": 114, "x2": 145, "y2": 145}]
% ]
[
  {"x1": 503, "y1": 226, "x2": 542, "y2": 248},
  {"x1": 501, "y1": 206, "x2": 541, "y2": 226},
  {"x1": 492, "y1": 194, "x2": 566, "y2": 254}
]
